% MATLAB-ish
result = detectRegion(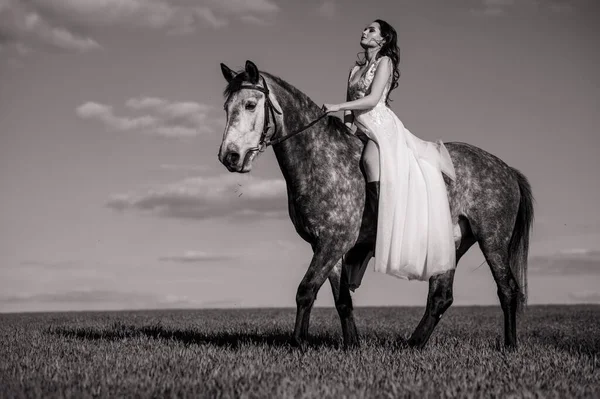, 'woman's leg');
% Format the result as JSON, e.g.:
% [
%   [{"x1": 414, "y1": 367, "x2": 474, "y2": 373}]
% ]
[
  {"x1": 347, "y1": 139, "x2": 380, "y2": 290},
  {"x1": 362, "y1": 139, "x2": 380, "y2": 182}
]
